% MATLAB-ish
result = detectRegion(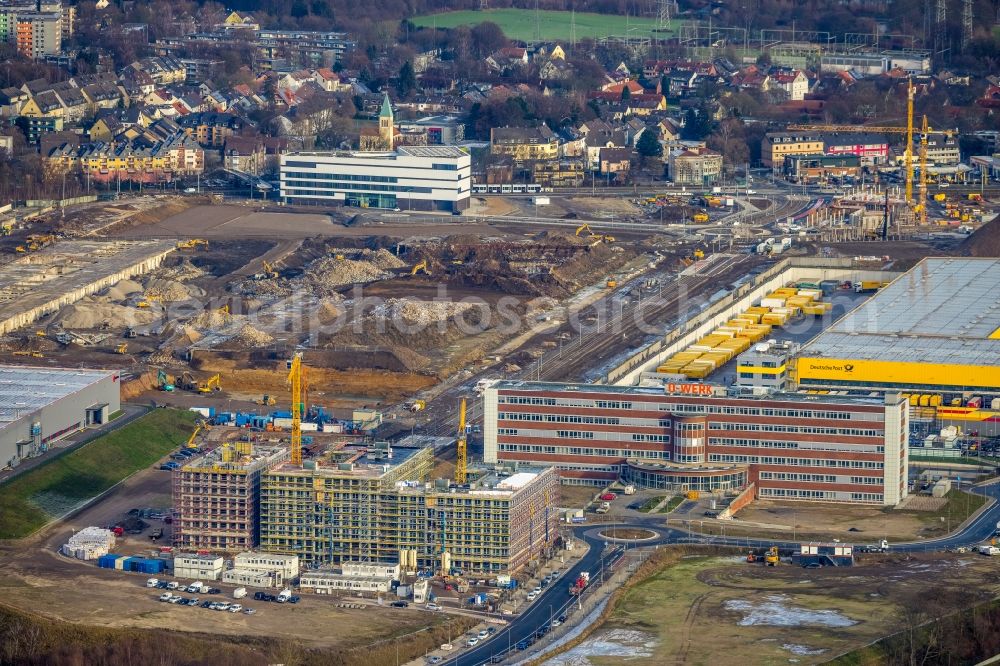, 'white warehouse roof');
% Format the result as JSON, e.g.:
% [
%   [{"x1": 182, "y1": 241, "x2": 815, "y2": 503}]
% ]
[{"x1": 0, "y1": 365, "x2": 116, "y2": 425}]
